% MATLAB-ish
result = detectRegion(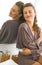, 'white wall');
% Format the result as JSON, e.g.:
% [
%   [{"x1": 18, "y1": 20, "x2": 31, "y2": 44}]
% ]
[{"x1": 36, "y1": 0, "x2": 42, "y2": 29}]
